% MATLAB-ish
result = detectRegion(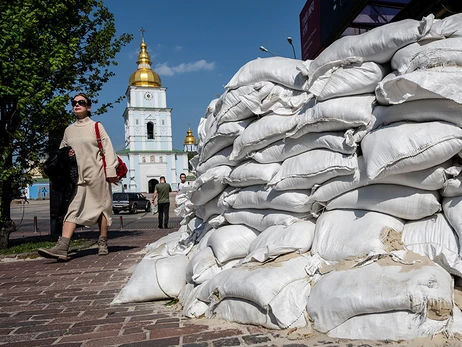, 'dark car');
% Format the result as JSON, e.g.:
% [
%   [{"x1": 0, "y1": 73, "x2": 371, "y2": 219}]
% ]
[{"x1": 112, "y1": 192, "x2": 151, "y2": 214}]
